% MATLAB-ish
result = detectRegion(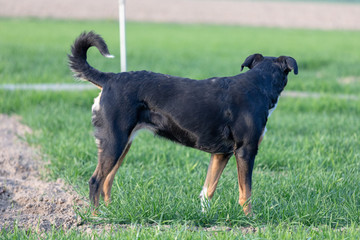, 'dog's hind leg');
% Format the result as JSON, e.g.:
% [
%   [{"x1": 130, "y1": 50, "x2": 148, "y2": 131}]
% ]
[
  {"x1": 89, "y1": 134, "x2": 129, "y2": 210},
  {"x1": 102, "y1": 142, "x2": 132, "y2": 205},
  {"x1": 234, "y1": 145, "x2": 256, "y2": 216},
  {"x1": 199, "y1": 153, "x2": 232, "y2": 211}
]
